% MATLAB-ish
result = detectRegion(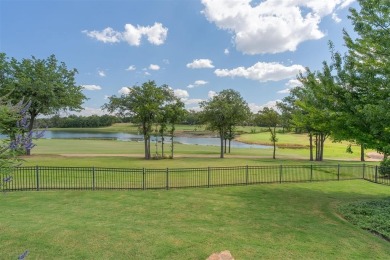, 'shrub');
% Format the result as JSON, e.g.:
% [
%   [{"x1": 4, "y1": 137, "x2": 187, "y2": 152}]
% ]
[{"x1": 379, "y1": 157, "x2": 390, "y2": 176}]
